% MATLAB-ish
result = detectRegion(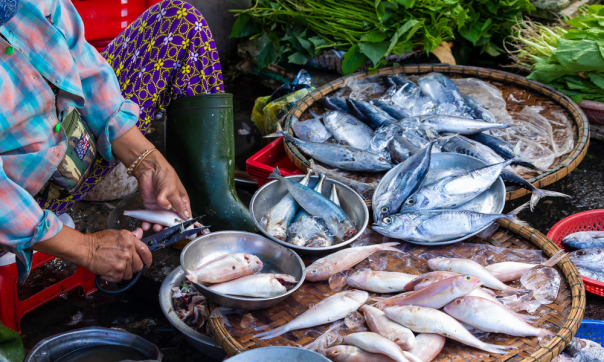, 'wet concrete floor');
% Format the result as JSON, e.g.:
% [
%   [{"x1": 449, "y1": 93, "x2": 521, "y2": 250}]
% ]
[{"x1": 17, "y1": 72, "x2": 604, "y2": 360}]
